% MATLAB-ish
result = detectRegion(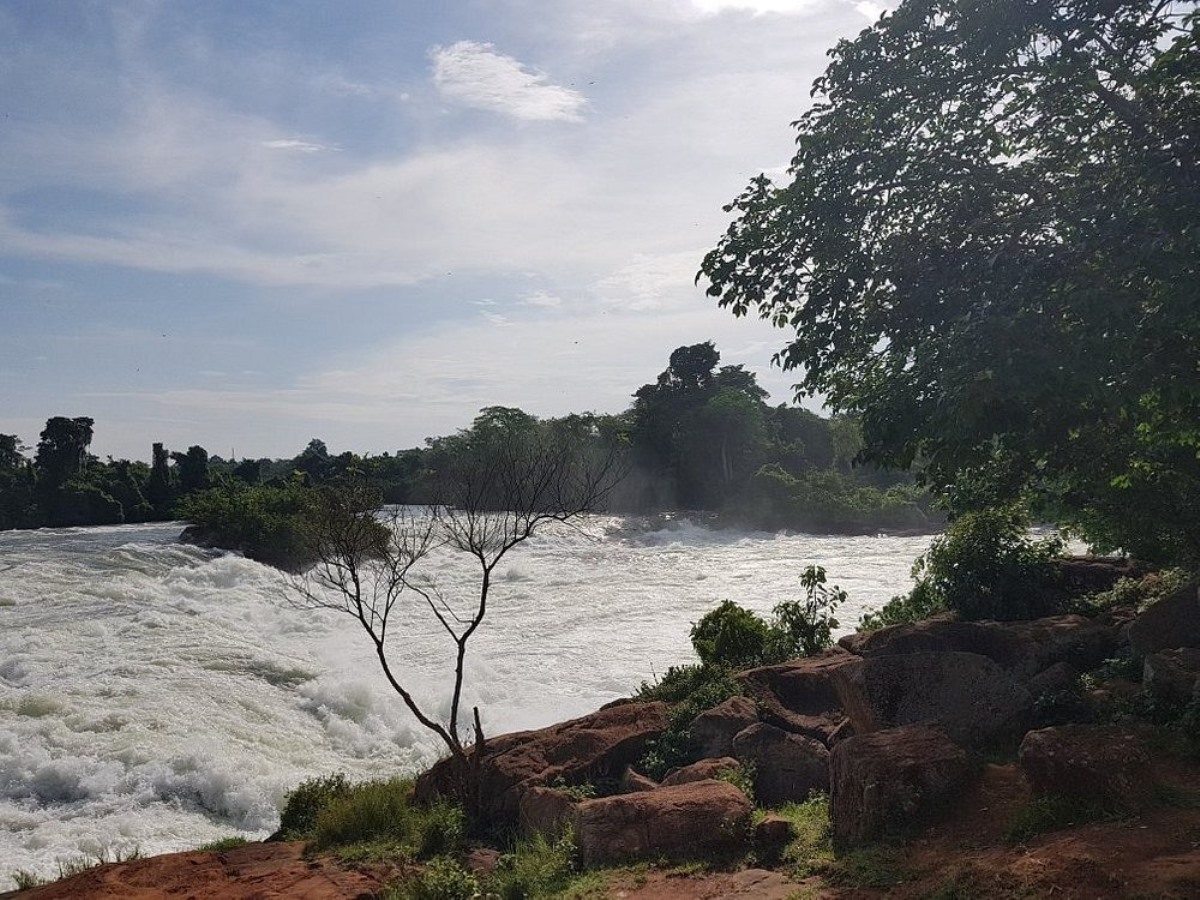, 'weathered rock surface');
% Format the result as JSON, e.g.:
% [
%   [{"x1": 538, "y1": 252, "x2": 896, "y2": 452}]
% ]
[
  {"x1": 661, "y1": 756, "x2": 742, "y2": 787},
  {"x1": 830, "y1": 651, "x2": 1031, "y2": 746},
  {"x1": 1143, "y1": 648, "x2": 1200, "y2": 703},
  {"x1": 1026, "y1": 660, "x2": 1081, "y2": 698},
  {"x1": 415, "y1": 701, "x2": 668, "y2": 825},
  {"x1": 618, "y1": 766, "x2": 659, "y2": 793},
  {"x1": 1019, "y1": 725, "x2": 1154, "y2": 811},
  {"x1": 689, "y1": 695, "x2": 759, "y2": 758},
  {"x1": 753, "y1": 814, "x2": 796, "y2": 863},
  {"x1": 518, "y1": 785, "x2": 577, "y2": 837},
  {"x1": 1128, "y1": 581, "x2": 1200, "y2": 659},
  {"x1": 6, "y1": 841, "x2": 387, "y2": 900},
  {"x1": 830, "y1": 725, "x2": 974, "y2": 846},
  {"x1": 737, "y1": 652, "x2": 855, "y2": 745},
  {"x1": 573, "y1": 779, "x2": 752, "y2": 867},
  {"x1": 841, "y1": 614, "x2": 1116, "y2": 683},
  {"x1": 732, "y1": 722, "x2": 829, "y2": 806}
]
